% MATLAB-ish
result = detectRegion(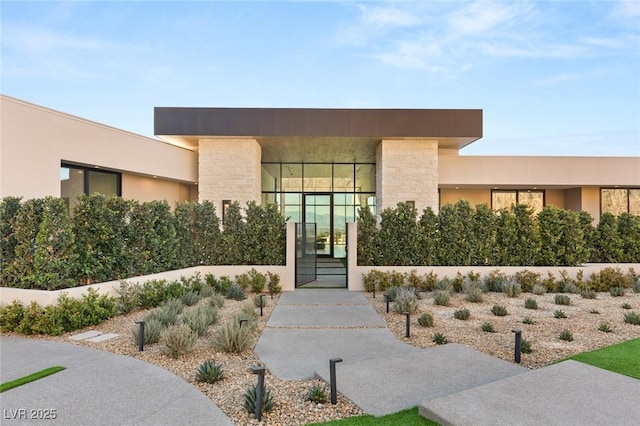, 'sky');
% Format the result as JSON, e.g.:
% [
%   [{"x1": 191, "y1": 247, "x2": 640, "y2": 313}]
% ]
[{"x1": 1, "y1": 0, "x2": 639, "y2": 156}]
